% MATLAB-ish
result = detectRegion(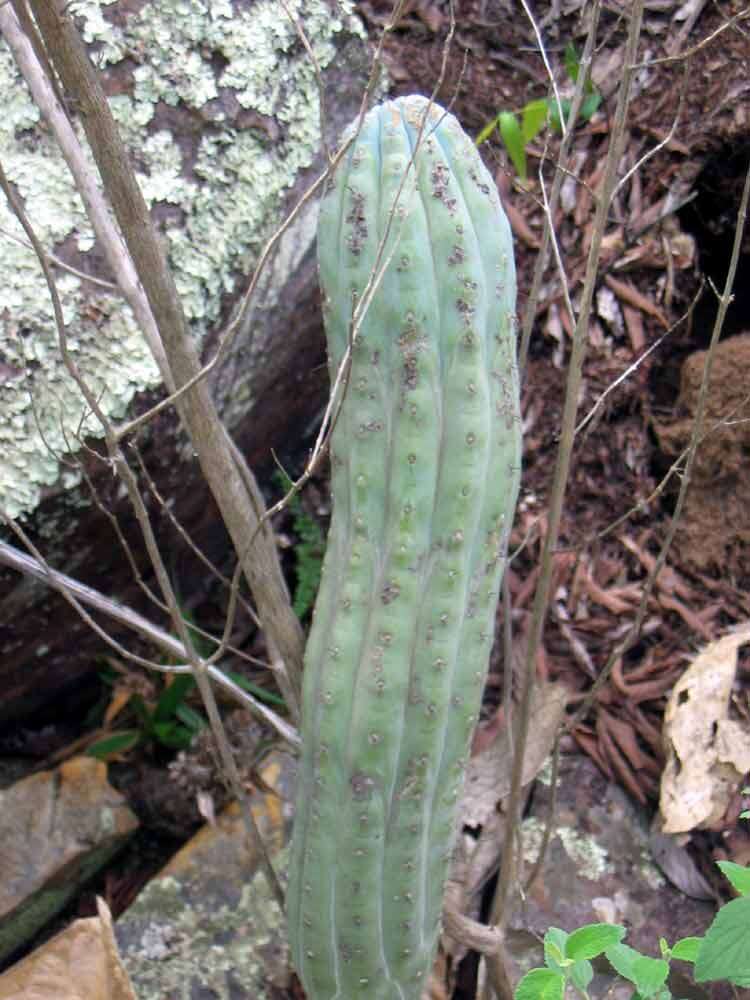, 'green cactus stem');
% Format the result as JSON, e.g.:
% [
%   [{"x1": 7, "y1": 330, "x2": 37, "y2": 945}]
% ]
[{"x1": 287, "y1": 94, "x2": 522, "y2": 1000}]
